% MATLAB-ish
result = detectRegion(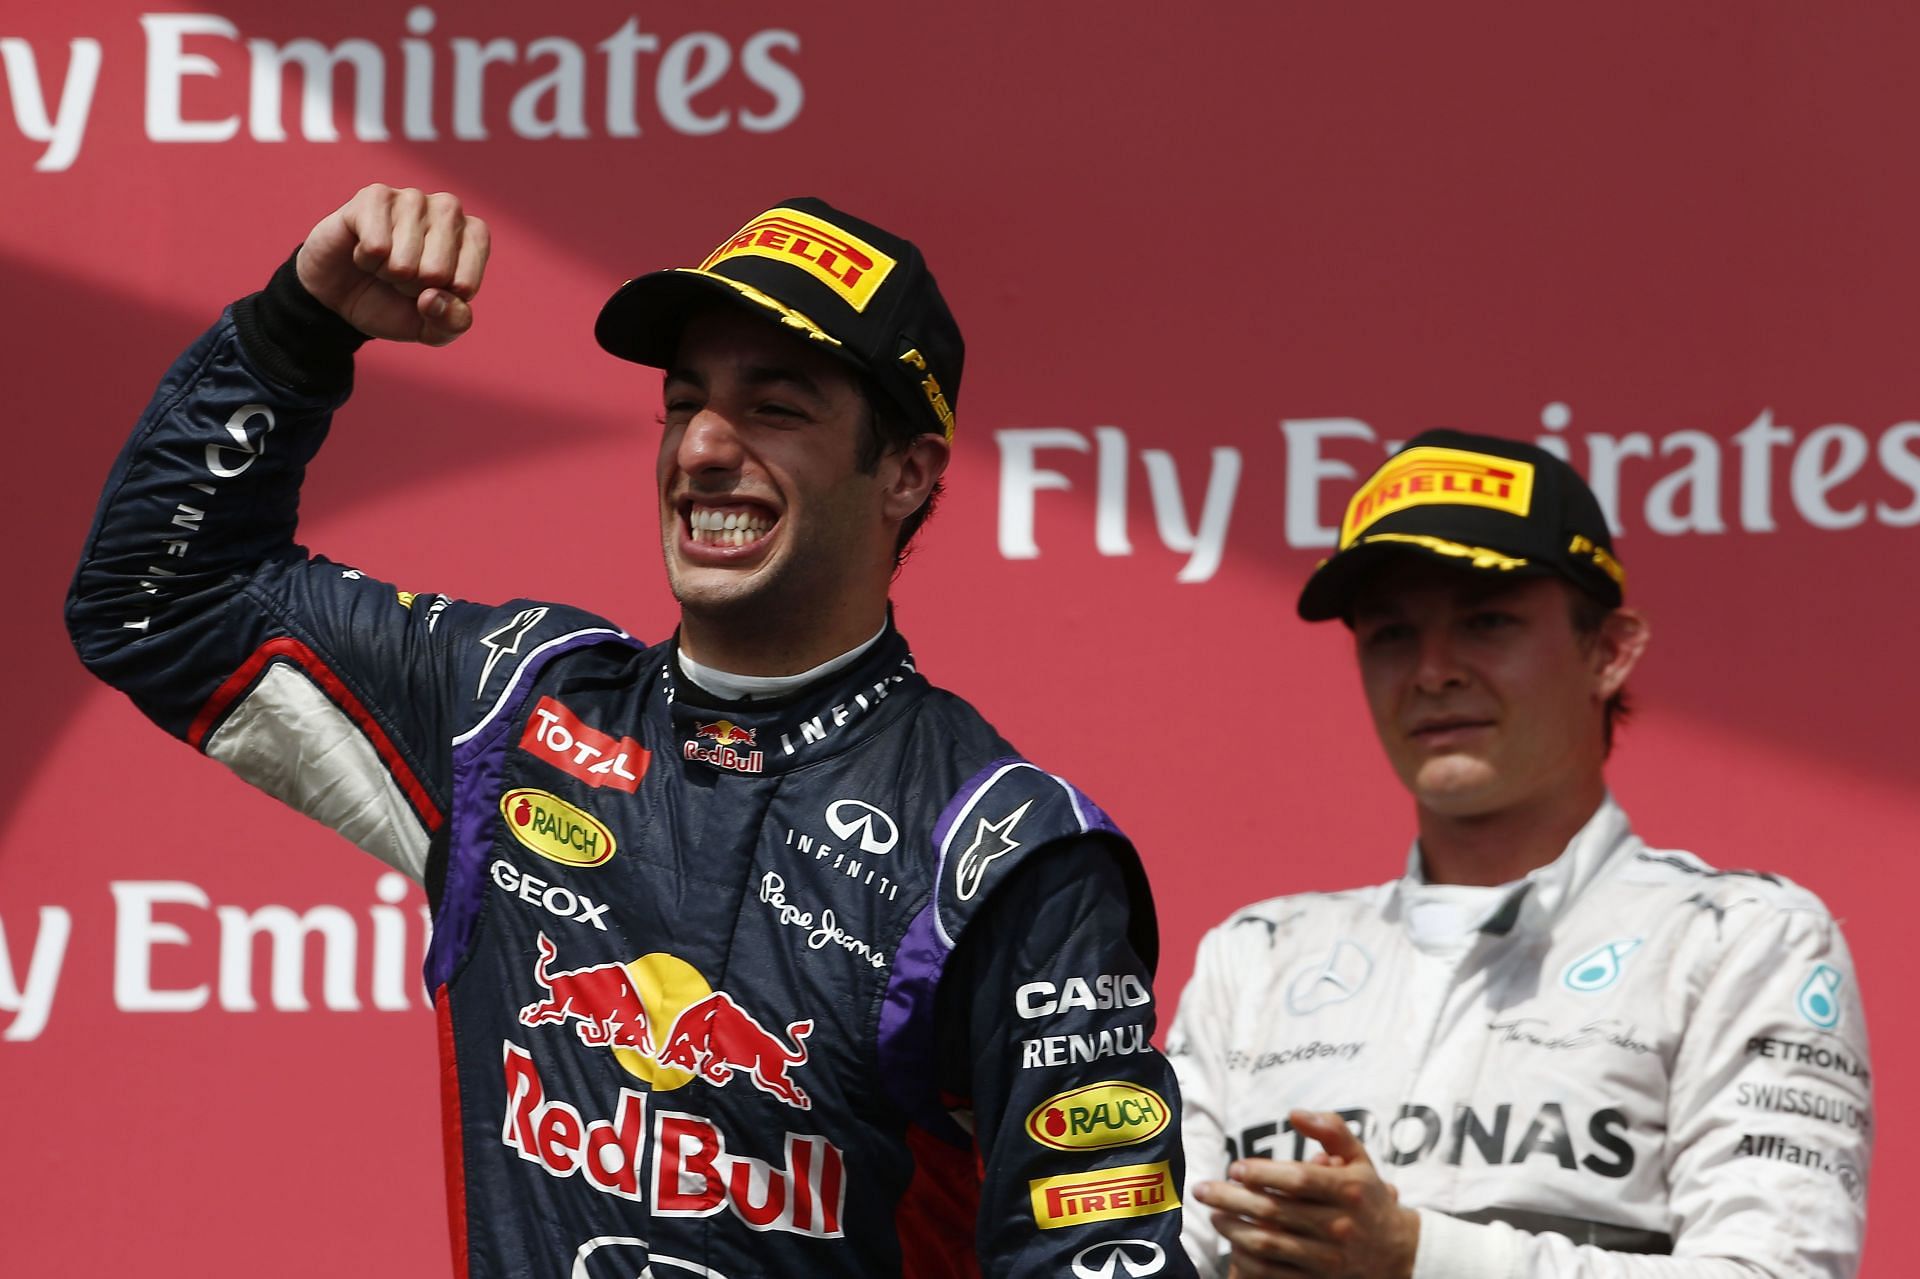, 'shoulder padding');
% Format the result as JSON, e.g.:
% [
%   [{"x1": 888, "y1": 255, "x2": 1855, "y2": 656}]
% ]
[
  {"x1": 930, "y1": 758, "x2": 1140, "y2": 955},
  {"x1": 450, "y1": 599, "x2": 637, "y2": 743}
]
